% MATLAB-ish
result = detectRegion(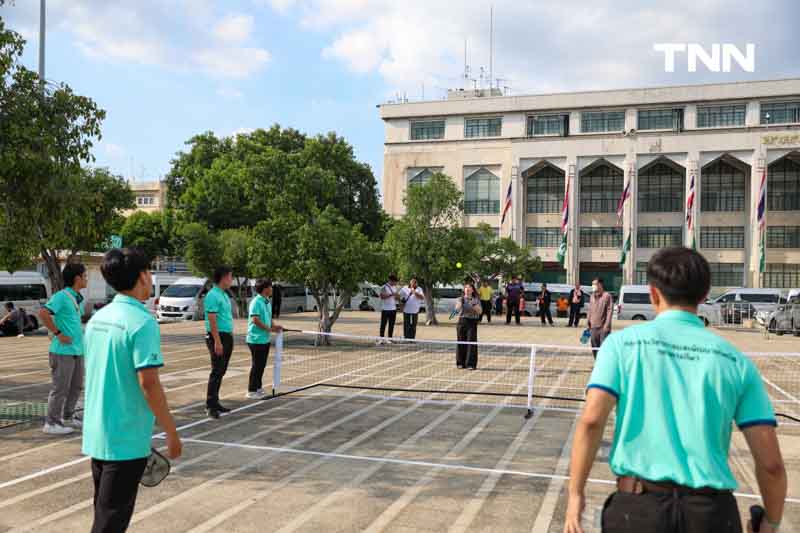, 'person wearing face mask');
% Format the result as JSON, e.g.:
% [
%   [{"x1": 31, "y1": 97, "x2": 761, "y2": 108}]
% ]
[{"x1": 587, "y1": 278, "x2": 613, "y2": 359}]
